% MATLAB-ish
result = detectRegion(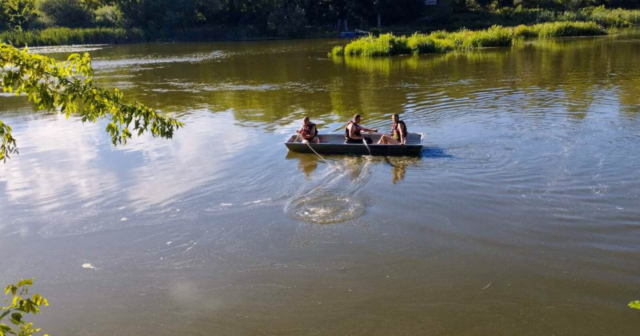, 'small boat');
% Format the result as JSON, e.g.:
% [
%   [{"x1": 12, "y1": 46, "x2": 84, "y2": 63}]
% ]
[
  {"x1": 285, "y1": 133, "x2": 423, "y2": 156},
  {"x1": 339, "y1": 29, "x2": 369, "y2": 38}
]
